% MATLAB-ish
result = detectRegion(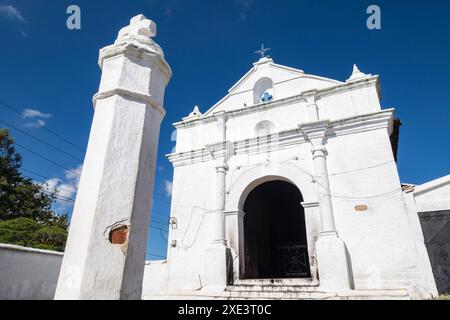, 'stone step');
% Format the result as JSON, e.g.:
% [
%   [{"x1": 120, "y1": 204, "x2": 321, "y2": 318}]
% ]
[
  {"x1": 227, "y1": 284, "x2": 320, "y2": 293},
  {"x1": 227, "y1": 290, "x2": 337, "y2": 300},
  {"x1": 144, "y1": 289, "x2": 410, "y2": 300}
]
